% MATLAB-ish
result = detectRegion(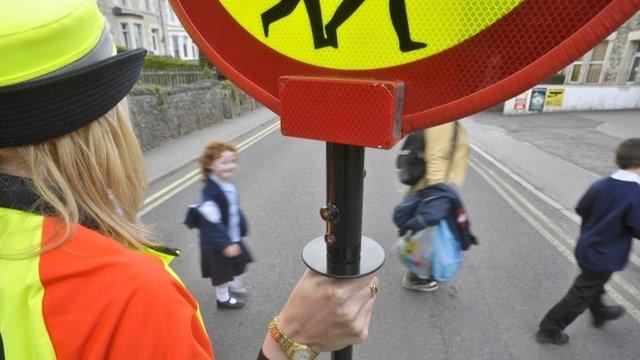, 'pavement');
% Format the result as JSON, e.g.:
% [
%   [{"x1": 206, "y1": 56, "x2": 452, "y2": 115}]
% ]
[{"x1": 143, "y1": 106, "x2": 278, "y2": 185}]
